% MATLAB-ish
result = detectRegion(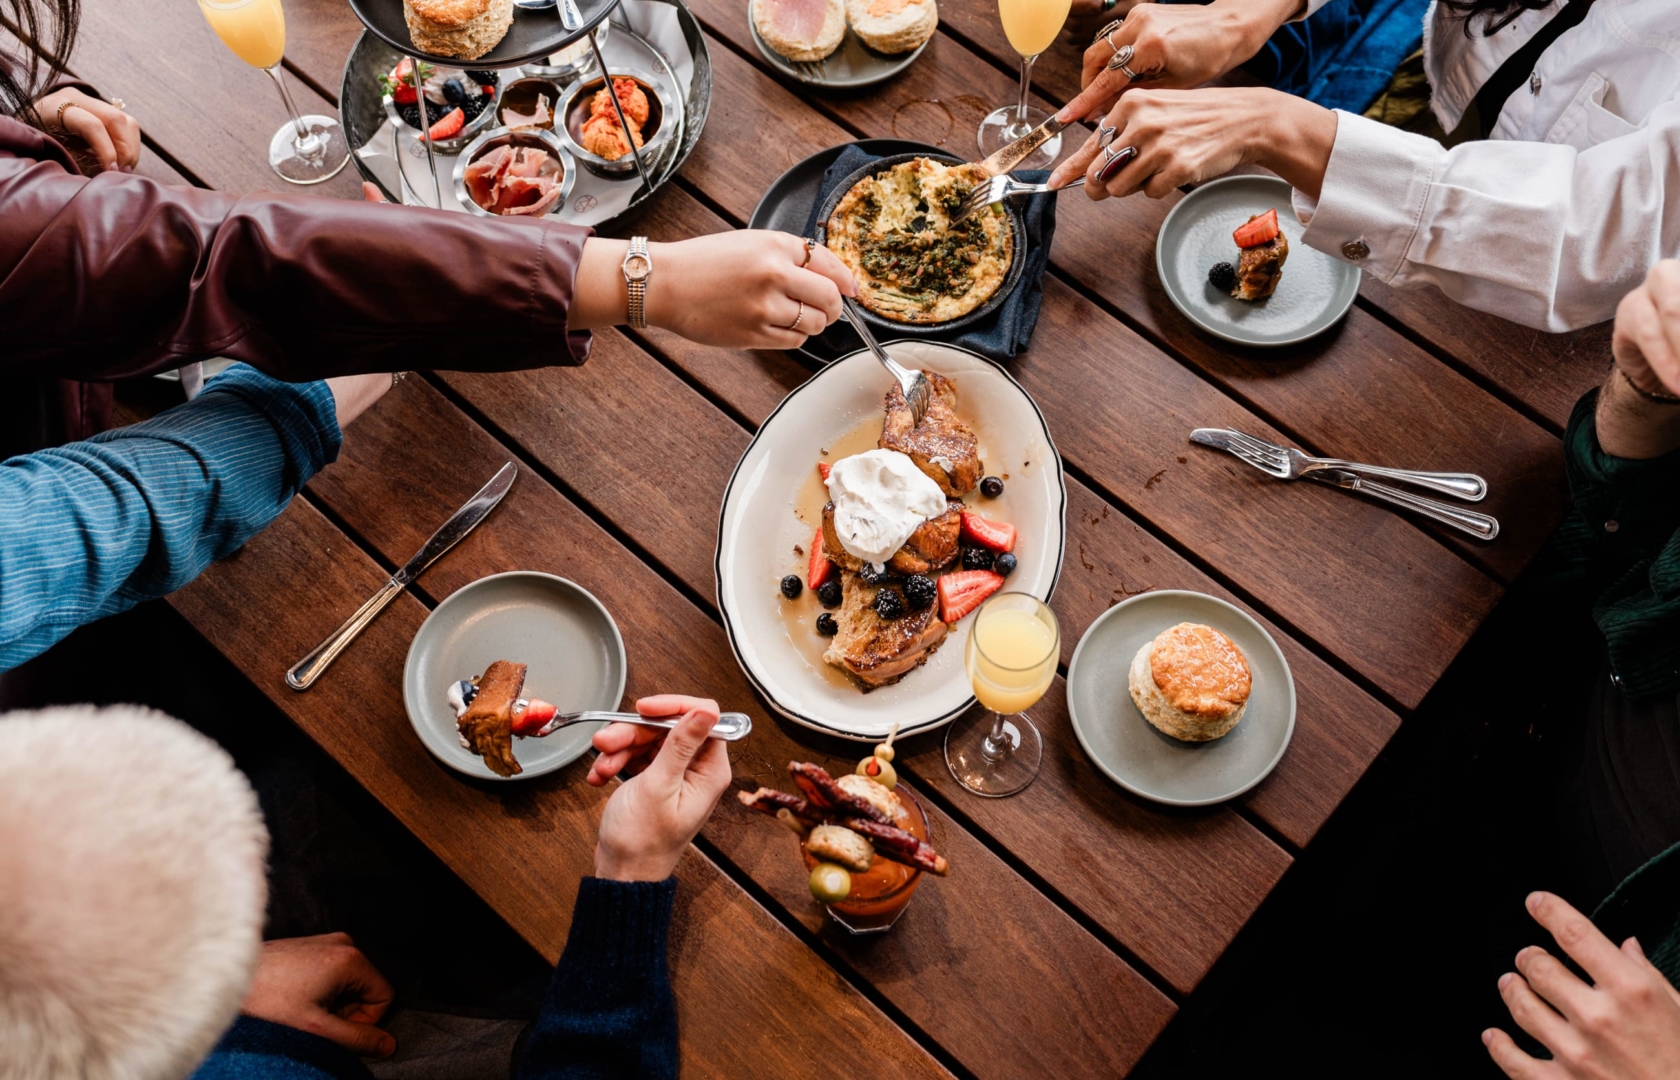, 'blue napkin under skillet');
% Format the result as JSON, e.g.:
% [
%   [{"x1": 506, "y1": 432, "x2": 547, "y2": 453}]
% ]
[{"x1": 802, "y1": 145, "x2": 1057, "y2": 361}]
